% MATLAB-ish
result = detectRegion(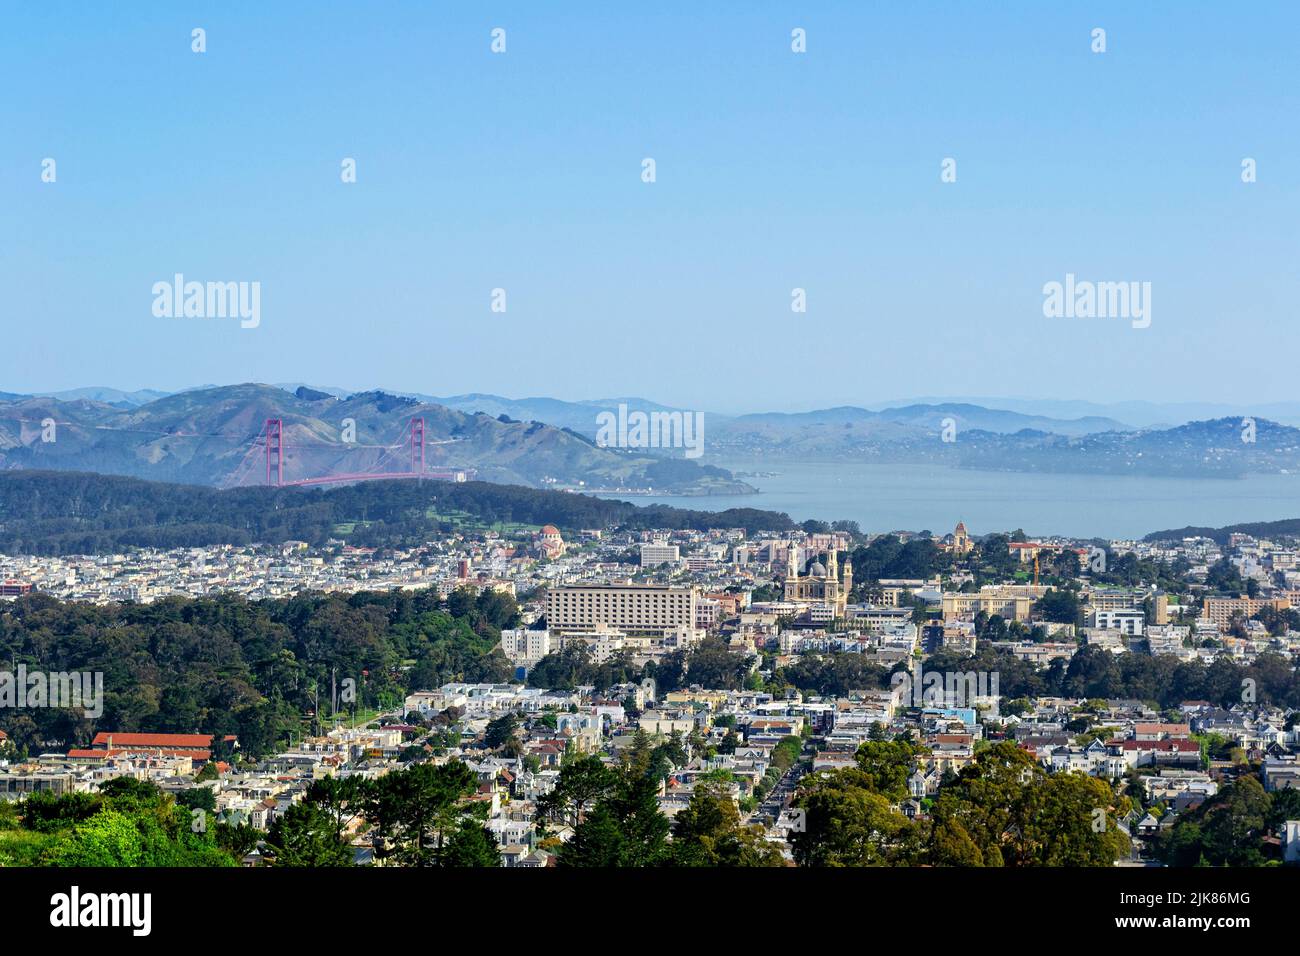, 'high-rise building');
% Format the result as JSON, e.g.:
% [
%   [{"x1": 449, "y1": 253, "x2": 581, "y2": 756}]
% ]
[{"x1": 545, "y1": 584, "x2": 697, "y2": 634}]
